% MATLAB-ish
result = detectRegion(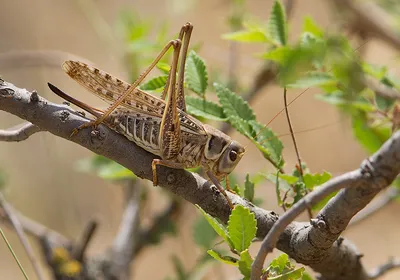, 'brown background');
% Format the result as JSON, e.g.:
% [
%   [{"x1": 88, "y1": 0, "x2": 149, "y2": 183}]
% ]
[{"x1": 0, "y1": 0, "x2": 399, "y2": 279}]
